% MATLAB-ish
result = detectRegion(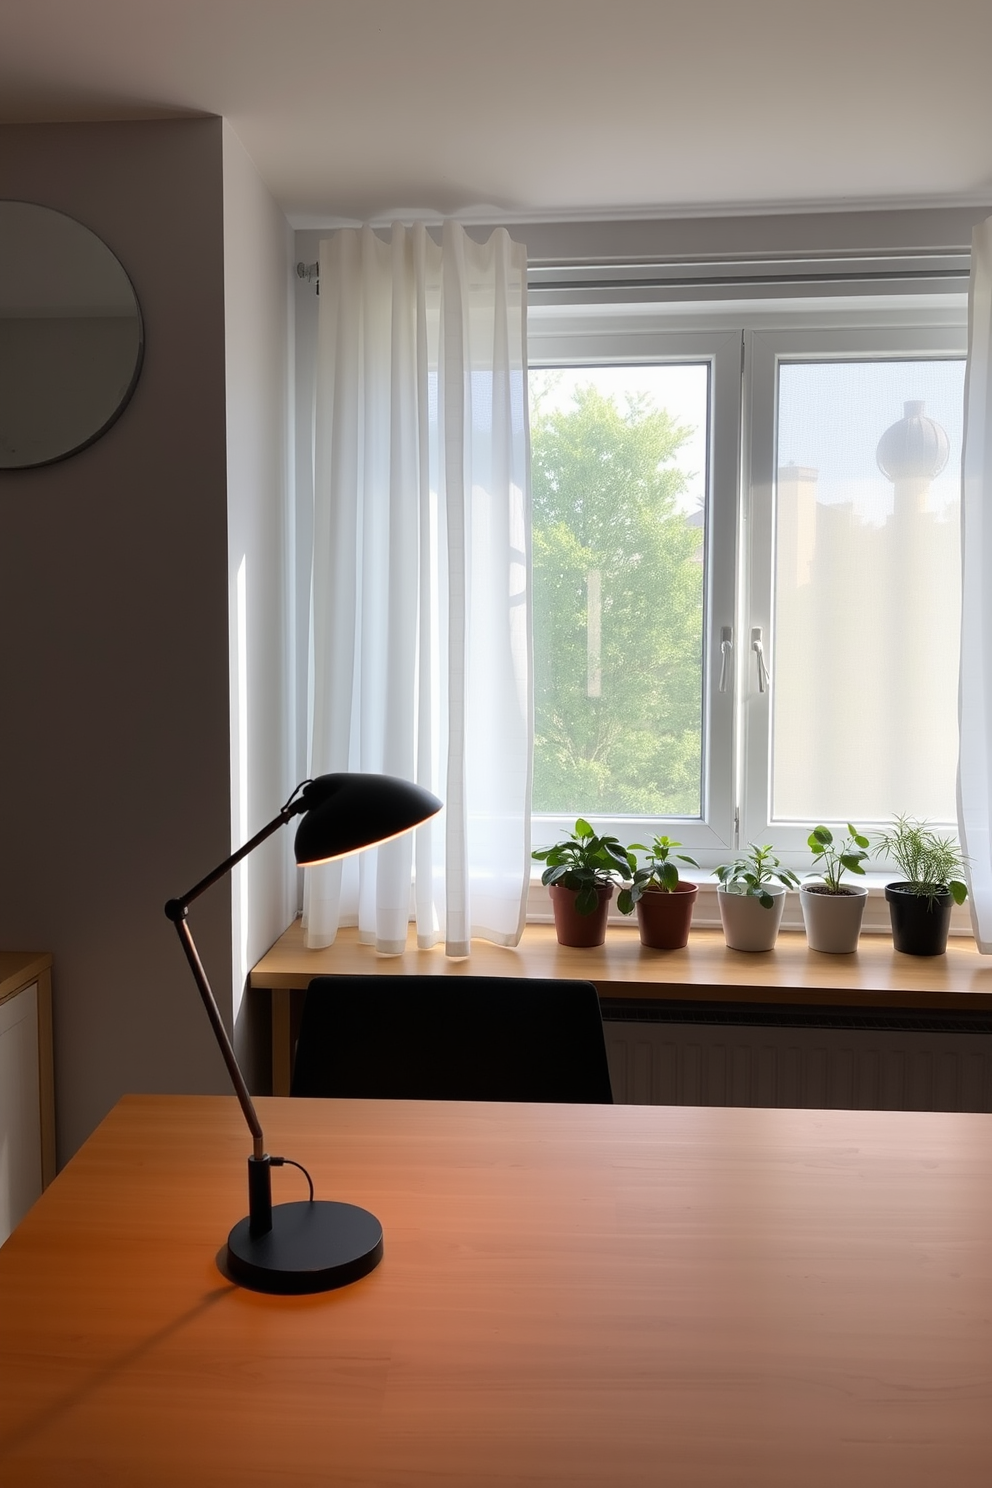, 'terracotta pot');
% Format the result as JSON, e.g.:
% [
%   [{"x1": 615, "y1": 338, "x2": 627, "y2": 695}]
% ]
[
  {"x1": 549, "y1": 884, "x2": 613, "y2": 948},
  {"x1": 717, "y1": 884, "x2": 787, "y2": 952},
  {"x1": 800, "y1": 883, "x2": 868, "y2": 954},
  {"x1": 885, "y1": 882, "x2": 953, "y2": 956},
  {"x1": 635, "y1": 882, "x2": 697, "y2": 950}
]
